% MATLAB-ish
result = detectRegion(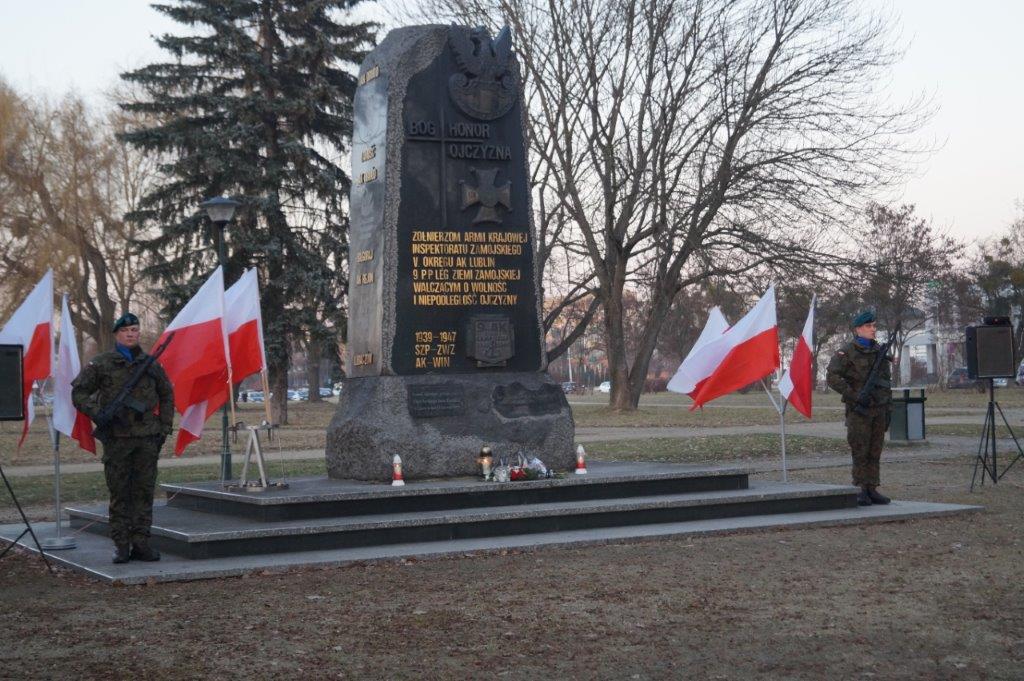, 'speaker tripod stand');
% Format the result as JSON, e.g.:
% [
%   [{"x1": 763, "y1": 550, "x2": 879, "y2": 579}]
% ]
[
  {"x1": 971, "y1": 378, "x2": 1024, "y2": 491},
  {"x1": 0, "y1": 461, "x2": 54, "y2": 573}
]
